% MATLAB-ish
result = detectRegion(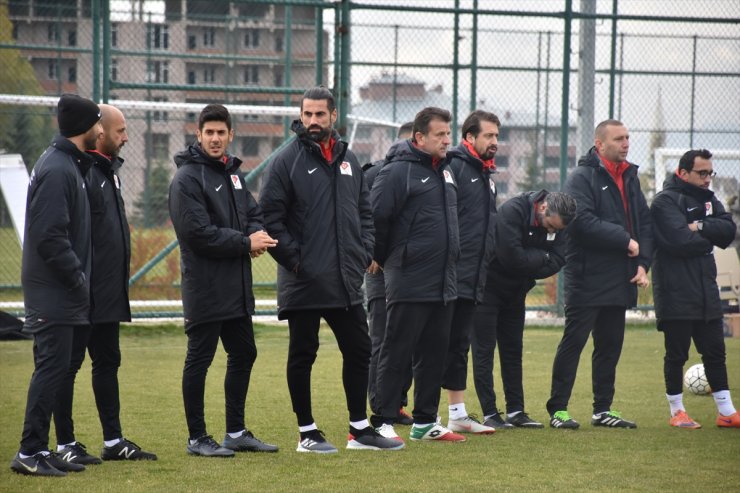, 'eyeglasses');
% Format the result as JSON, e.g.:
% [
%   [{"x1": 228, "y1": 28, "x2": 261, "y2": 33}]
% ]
[{"x1": 690, "y1": 169, "x2": 716, "y2": 178}]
